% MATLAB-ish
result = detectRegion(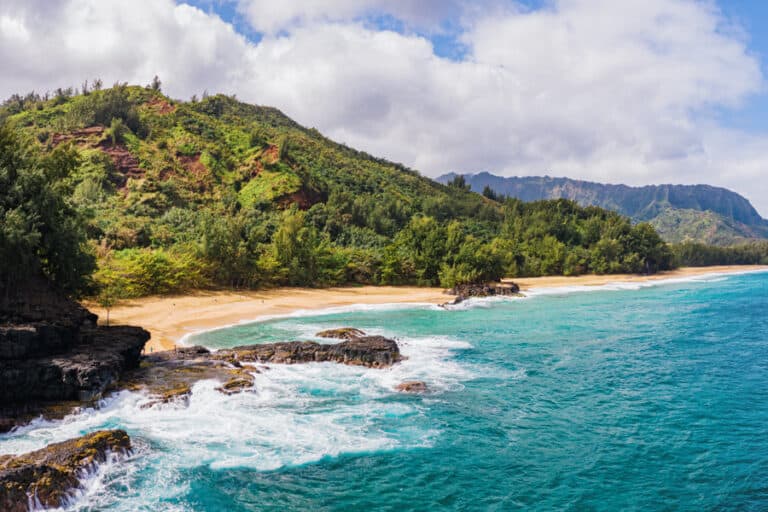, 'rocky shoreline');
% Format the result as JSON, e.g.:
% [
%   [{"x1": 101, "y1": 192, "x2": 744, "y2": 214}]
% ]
[
  {"x1": 121, "y1": 333, "x2": 405, "y2": 405},
  {"x1": 0, "y1": 277, "x2": 428, "y2": 508},
  {"x1": 0, "y1": 276, "x2": 149, "y2": 433}
]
